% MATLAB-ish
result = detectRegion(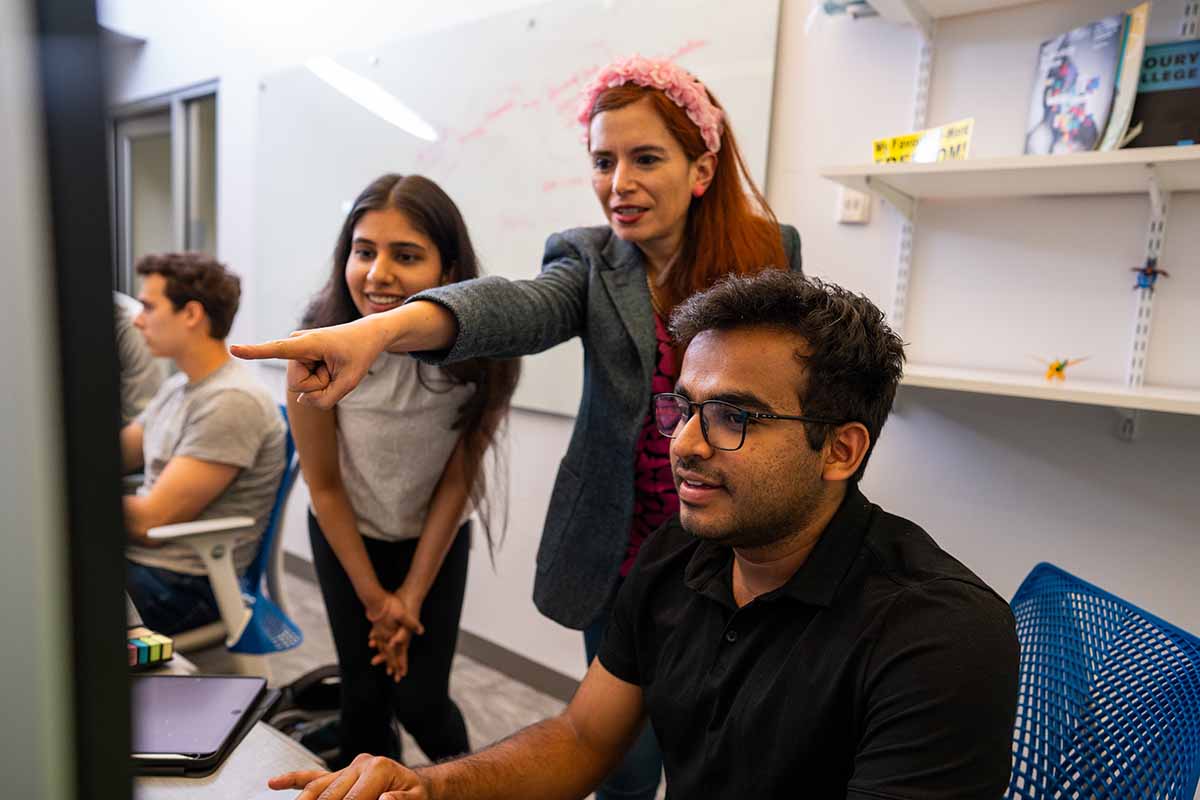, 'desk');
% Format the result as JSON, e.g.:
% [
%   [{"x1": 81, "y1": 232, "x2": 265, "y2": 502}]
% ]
[
  {"x1": 135, "y1": 721, "x2": 324, "y2": 799},
  {"x1": 135, "y1": 654, "x2": 325, "y2": 799}
]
